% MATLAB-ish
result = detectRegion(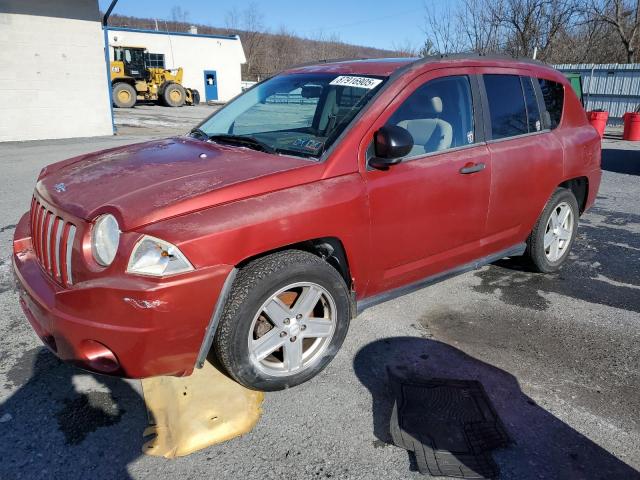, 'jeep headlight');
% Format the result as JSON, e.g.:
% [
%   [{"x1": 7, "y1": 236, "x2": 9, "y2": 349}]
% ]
[
  {"x1": 92, "y1": 214, "x2": 120, "y2": 266},
  {"x1": 126, "y1": 235, "x2": 194, "y2": 276}
]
